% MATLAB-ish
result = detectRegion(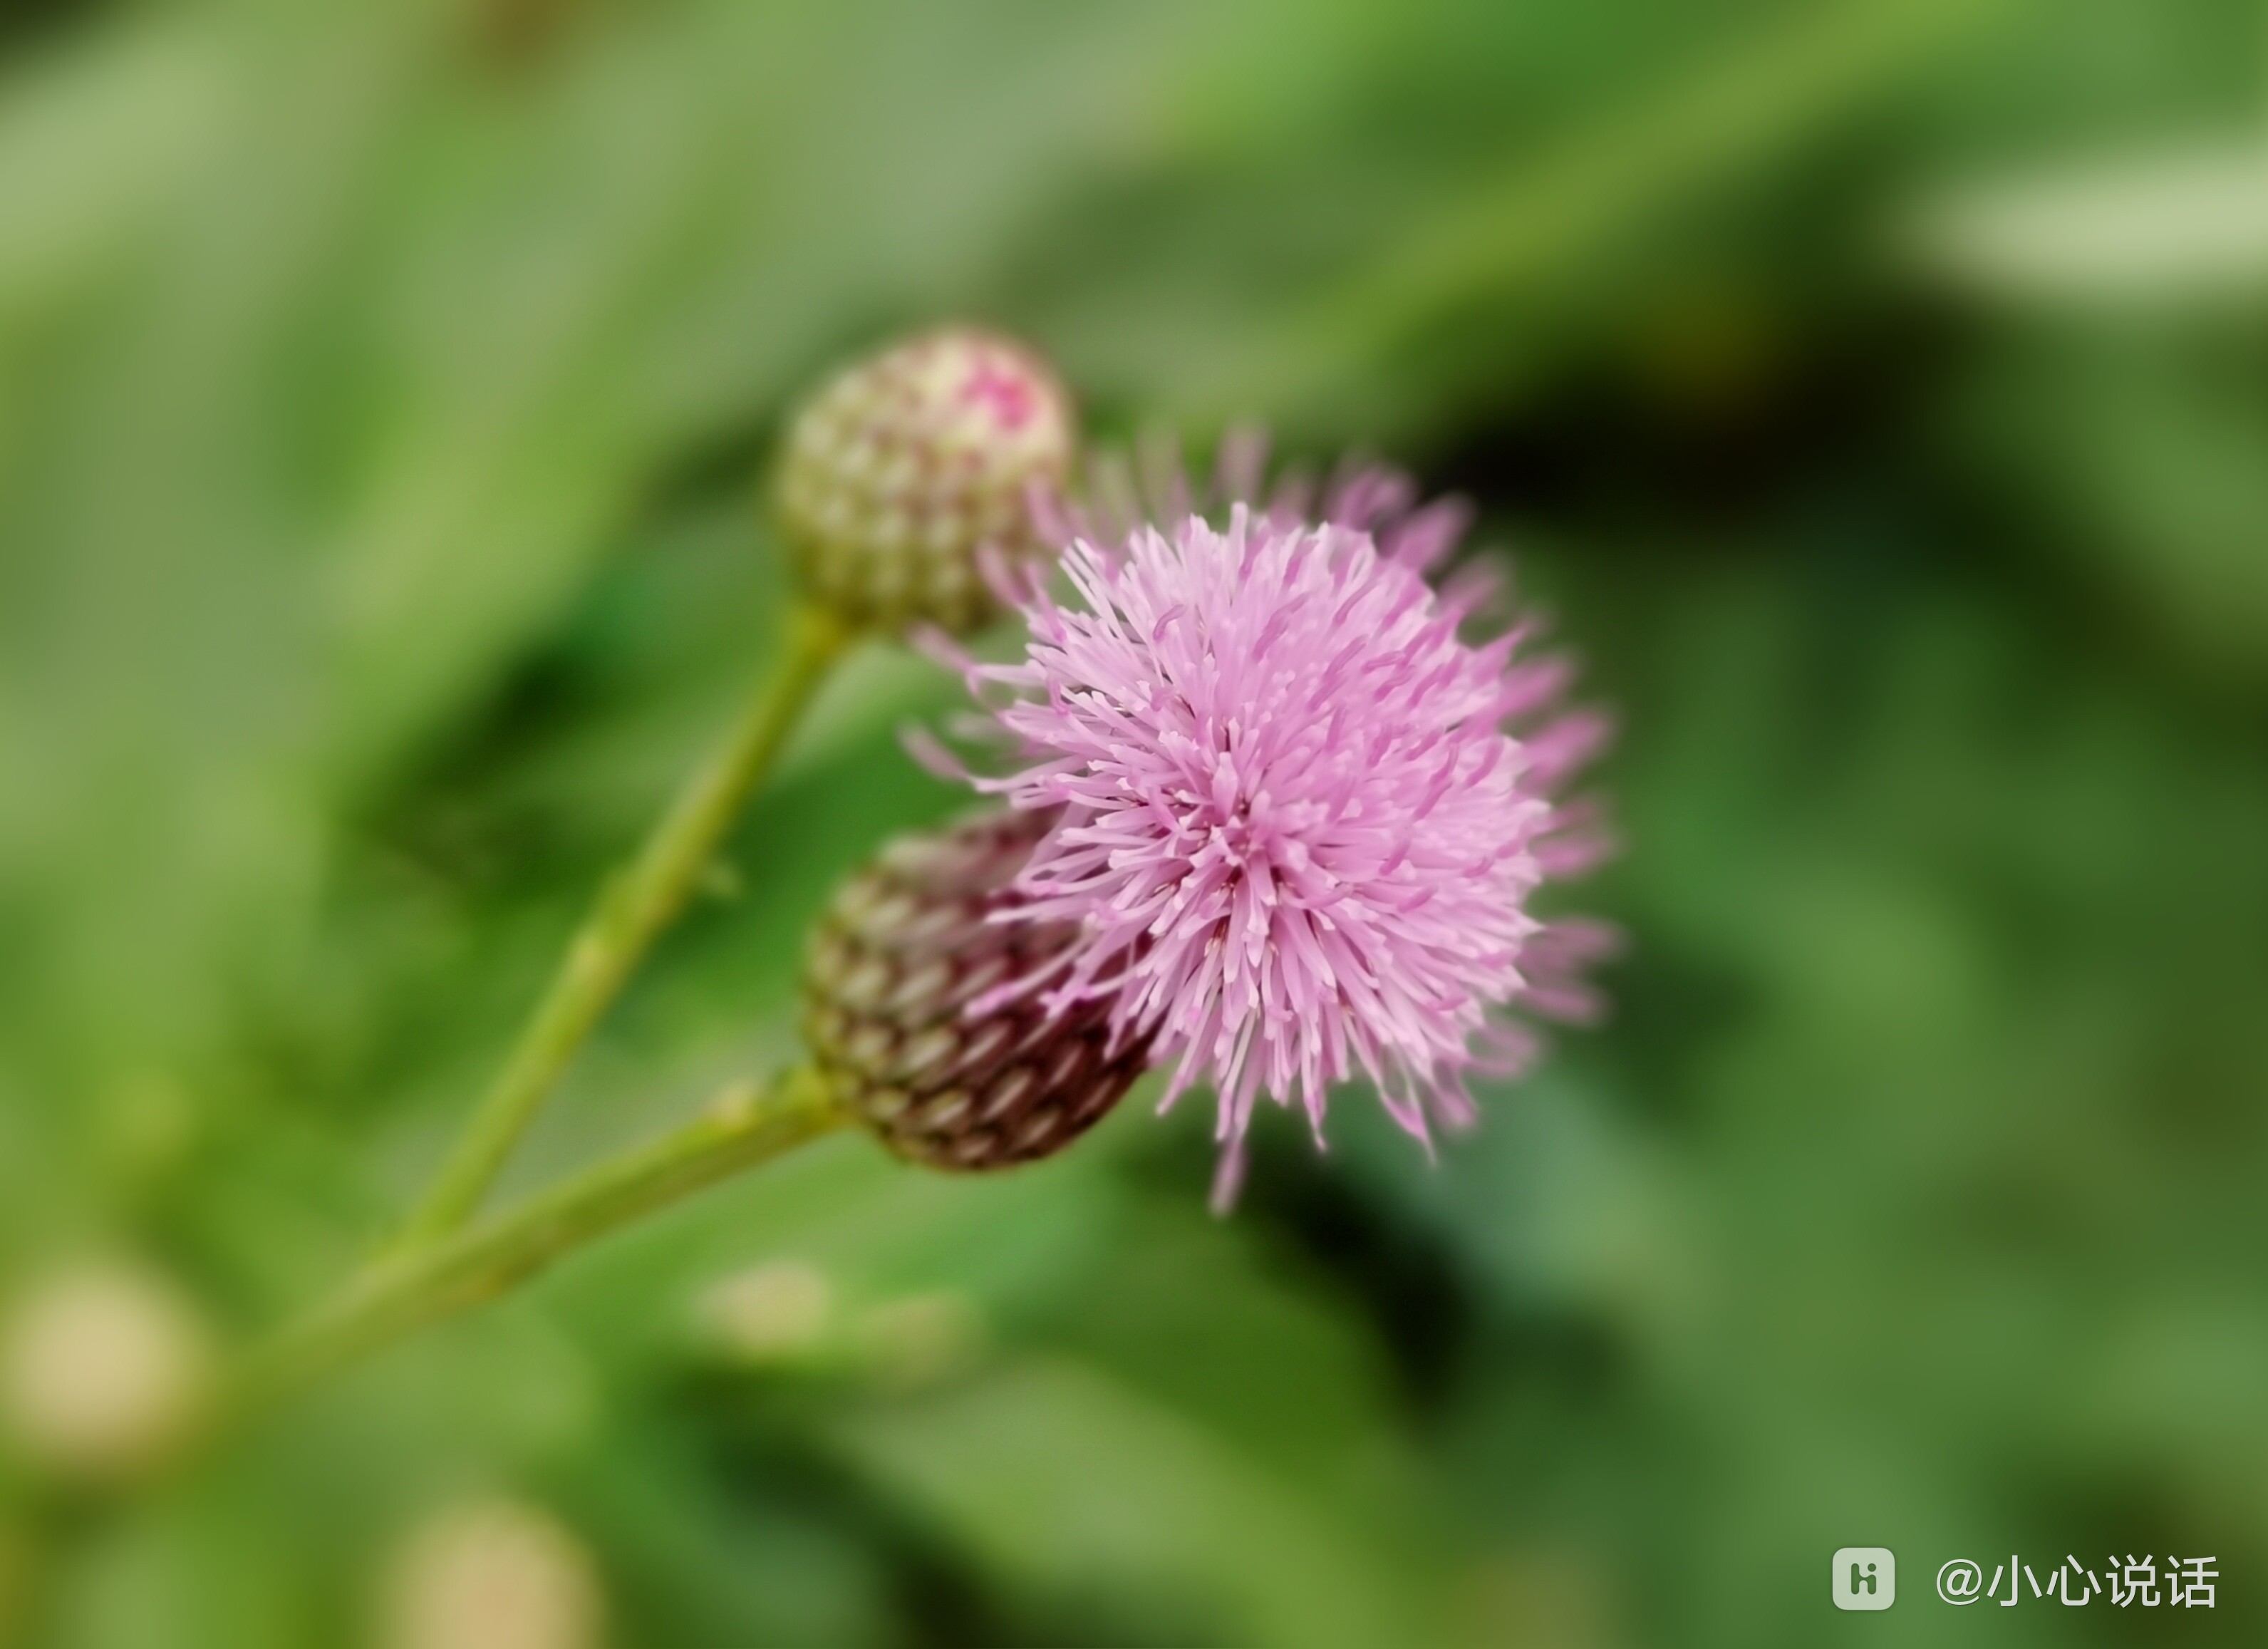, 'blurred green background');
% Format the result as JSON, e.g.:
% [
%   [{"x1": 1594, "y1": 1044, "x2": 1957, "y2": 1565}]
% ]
[{"x1": 3, "y1": 0, "x2": 2267, "y2": 1643}]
